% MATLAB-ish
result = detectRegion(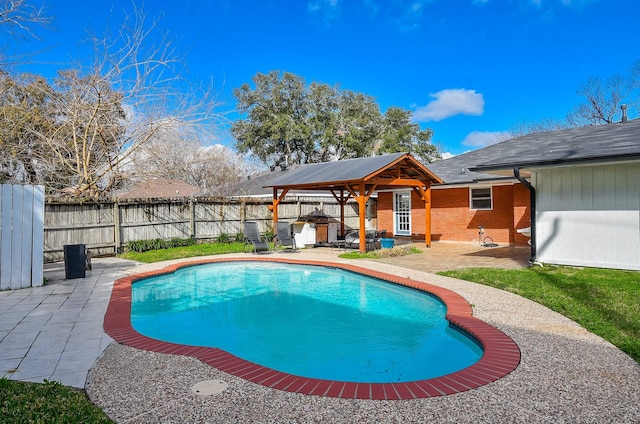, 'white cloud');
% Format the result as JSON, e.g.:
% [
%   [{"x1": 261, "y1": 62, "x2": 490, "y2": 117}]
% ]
[
  {"x1": 461, "y1": 131, "x2": 512, "y2": 148},
  {"x1": 412, "y1": 89, "x2": 485, "y2": 122}
]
